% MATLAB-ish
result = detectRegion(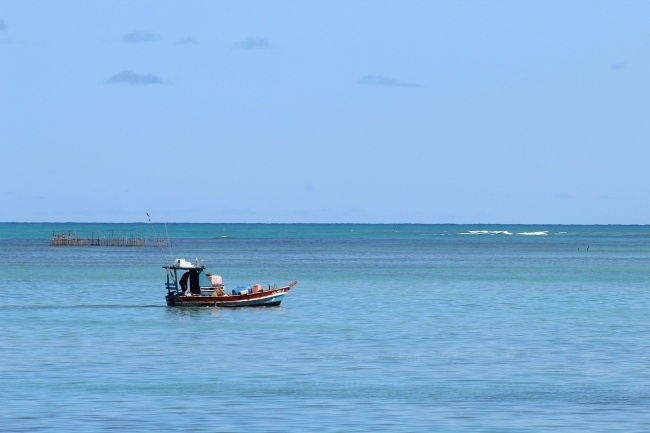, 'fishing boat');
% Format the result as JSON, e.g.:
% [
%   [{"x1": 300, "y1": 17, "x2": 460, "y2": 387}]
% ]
[{"x1": 163, "y1": 258, "x2": 297, "y2": 307}]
